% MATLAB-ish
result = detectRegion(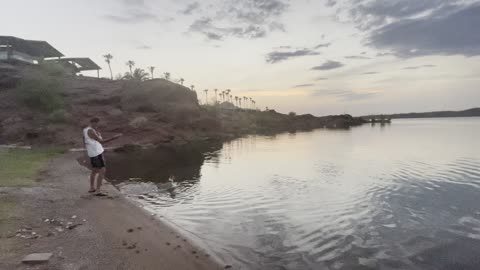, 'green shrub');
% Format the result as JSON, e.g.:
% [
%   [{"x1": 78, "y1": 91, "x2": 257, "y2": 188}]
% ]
[
  {"x1": 48, "y1": 109, "x2": 70, "y2": 123},
  {"x1": 37, "y1": 61, "x2": 69, "y2": 77},
  {"x1": 17, "y1": 66, "x2": 65, "y2": 112}
]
